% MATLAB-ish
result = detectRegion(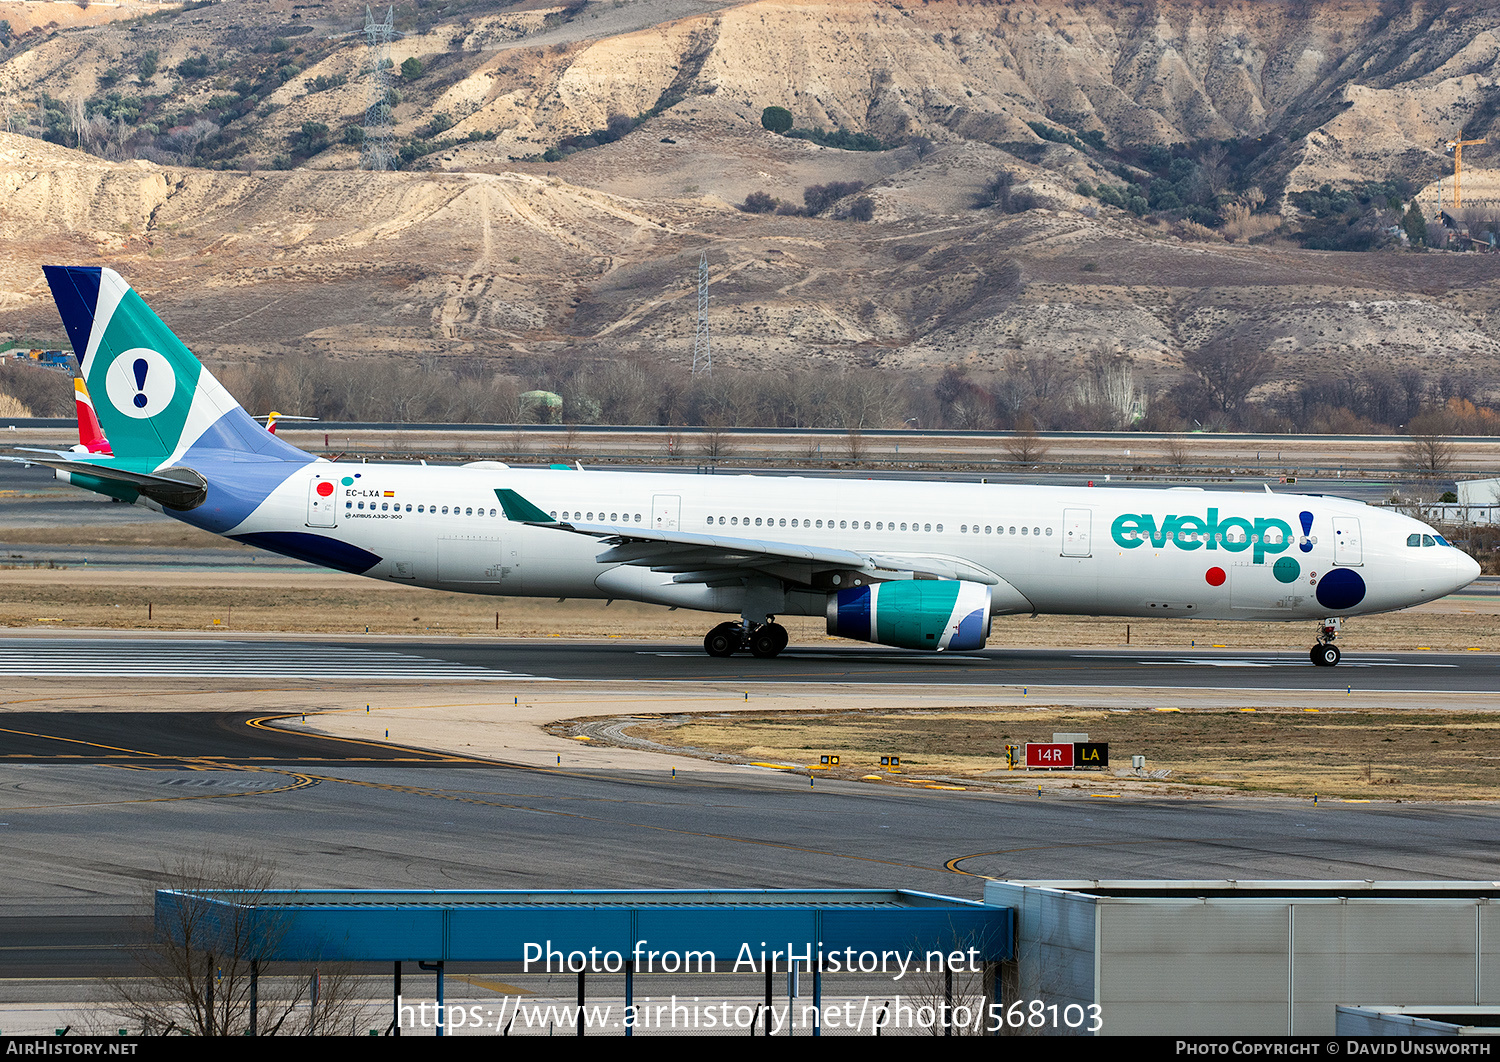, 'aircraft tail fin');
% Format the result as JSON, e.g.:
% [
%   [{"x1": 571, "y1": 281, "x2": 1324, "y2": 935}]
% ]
[
  {"x1": 43, "y1": 266, "x2": 305, "y2": 469},
  {"x1": 72, "y1": 377, "x2": 112, "y2": 455}
]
